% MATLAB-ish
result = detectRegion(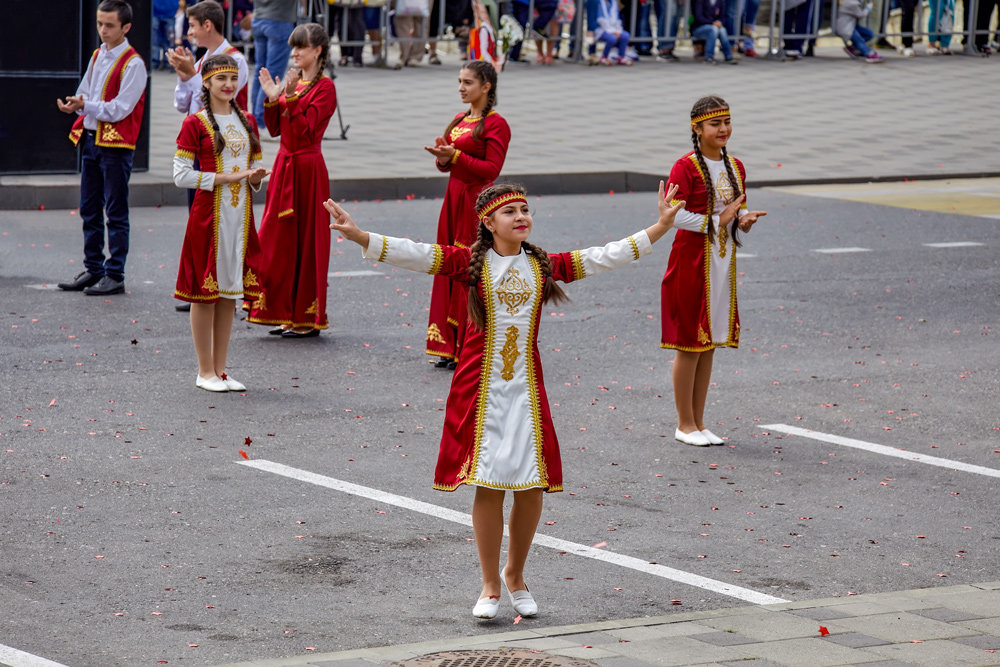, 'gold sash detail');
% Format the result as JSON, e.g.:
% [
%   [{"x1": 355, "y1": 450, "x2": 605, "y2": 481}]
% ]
[{"x1": 500, "y1": 325, "x2": 519, "y2": 382}]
